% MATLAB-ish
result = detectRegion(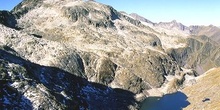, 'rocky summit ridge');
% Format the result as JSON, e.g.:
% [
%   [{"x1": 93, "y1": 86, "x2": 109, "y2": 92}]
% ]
[
  {"x1": 1, "y1": 0, "x2": 220, "y2": 109},
  {"x1": 130, "y1": 13, "x2": 220, "y2": 43}
]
